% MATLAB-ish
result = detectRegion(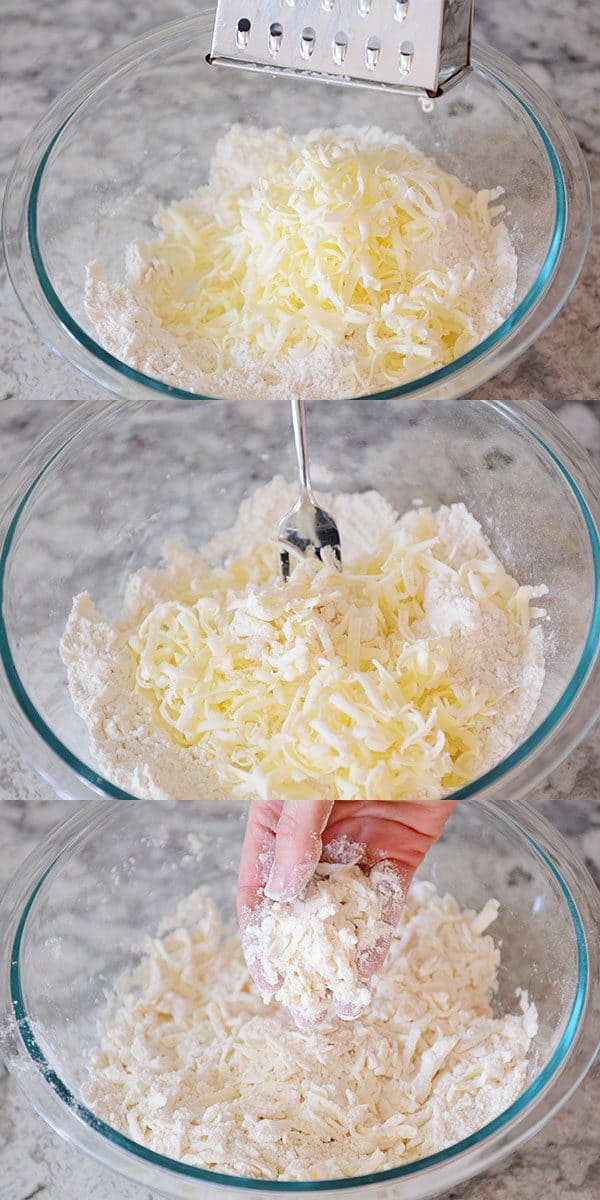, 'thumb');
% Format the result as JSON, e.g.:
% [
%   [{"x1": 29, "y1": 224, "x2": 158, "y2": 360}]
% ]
[{"x1": 266, "y1": 798, "x2": 334, "y2": 901}]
